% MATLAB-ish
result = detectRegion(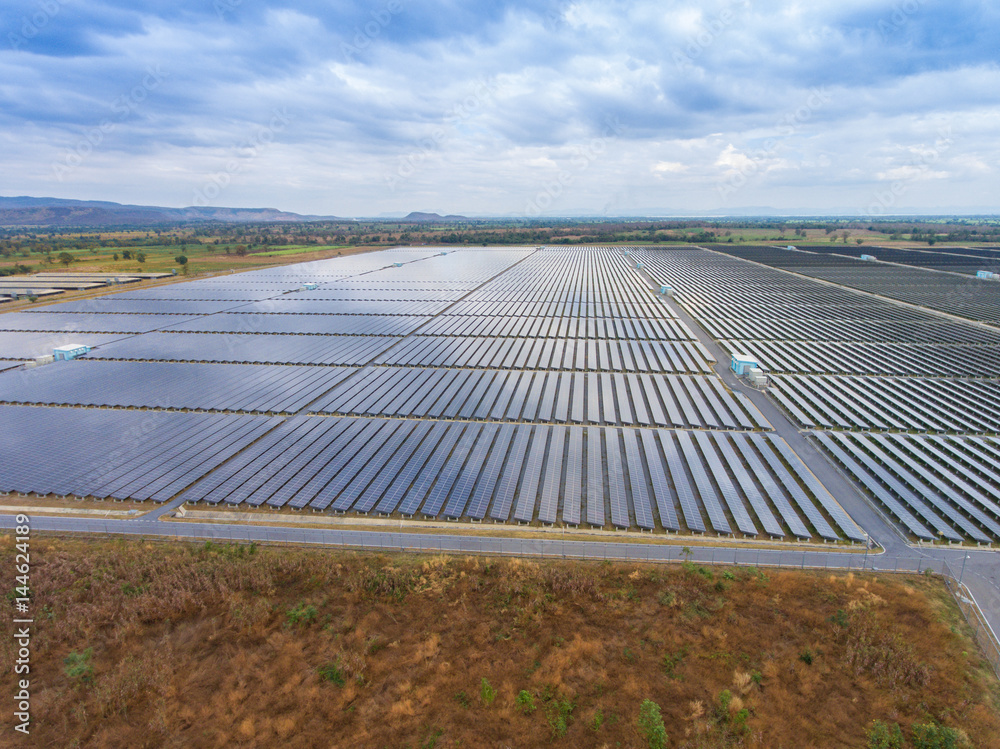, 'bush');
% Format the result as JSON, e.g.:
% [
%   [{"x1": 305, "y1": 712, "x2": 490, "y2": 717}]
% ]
[
  {"x1": 479, "y1": 677, "x2": 496, "y2": 706},
  {"x1": 318, "y1": 662, "x2": 346, "y2": 687},
  {"x1": 545, "y1": 697, "x2": 575, "y2": 738},
  {"x1": 638, "y1": 699, "x2": 667, "y2": 749},
  {"x1": 911, "y1": 723, "x2": 967, "y2": 749},
  {"x1": 867, "y1": 720, "x2": 903, "y2": 749},
  {"x1": 515, "y1": 689, "x2": 536, "y2": 714},
  {"x1": 285, "y1": 602, "x2": 318, "y2": 626},
  {"x1": 64, "y1": 648, "x2": 94, "y2": 684}
]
